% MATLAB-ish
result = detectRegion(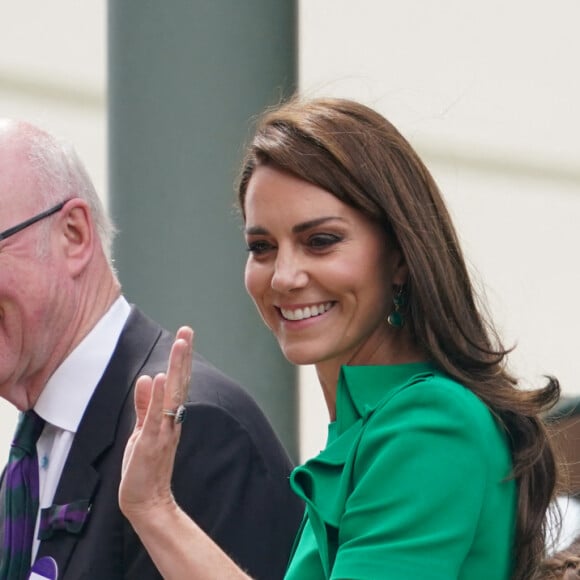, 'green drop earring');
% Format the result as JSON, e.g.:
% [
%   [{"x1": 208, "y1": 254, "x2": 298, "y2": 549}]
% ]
[{"x1": 387, "y1": 284, "x2": 407, "y2": 328}]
